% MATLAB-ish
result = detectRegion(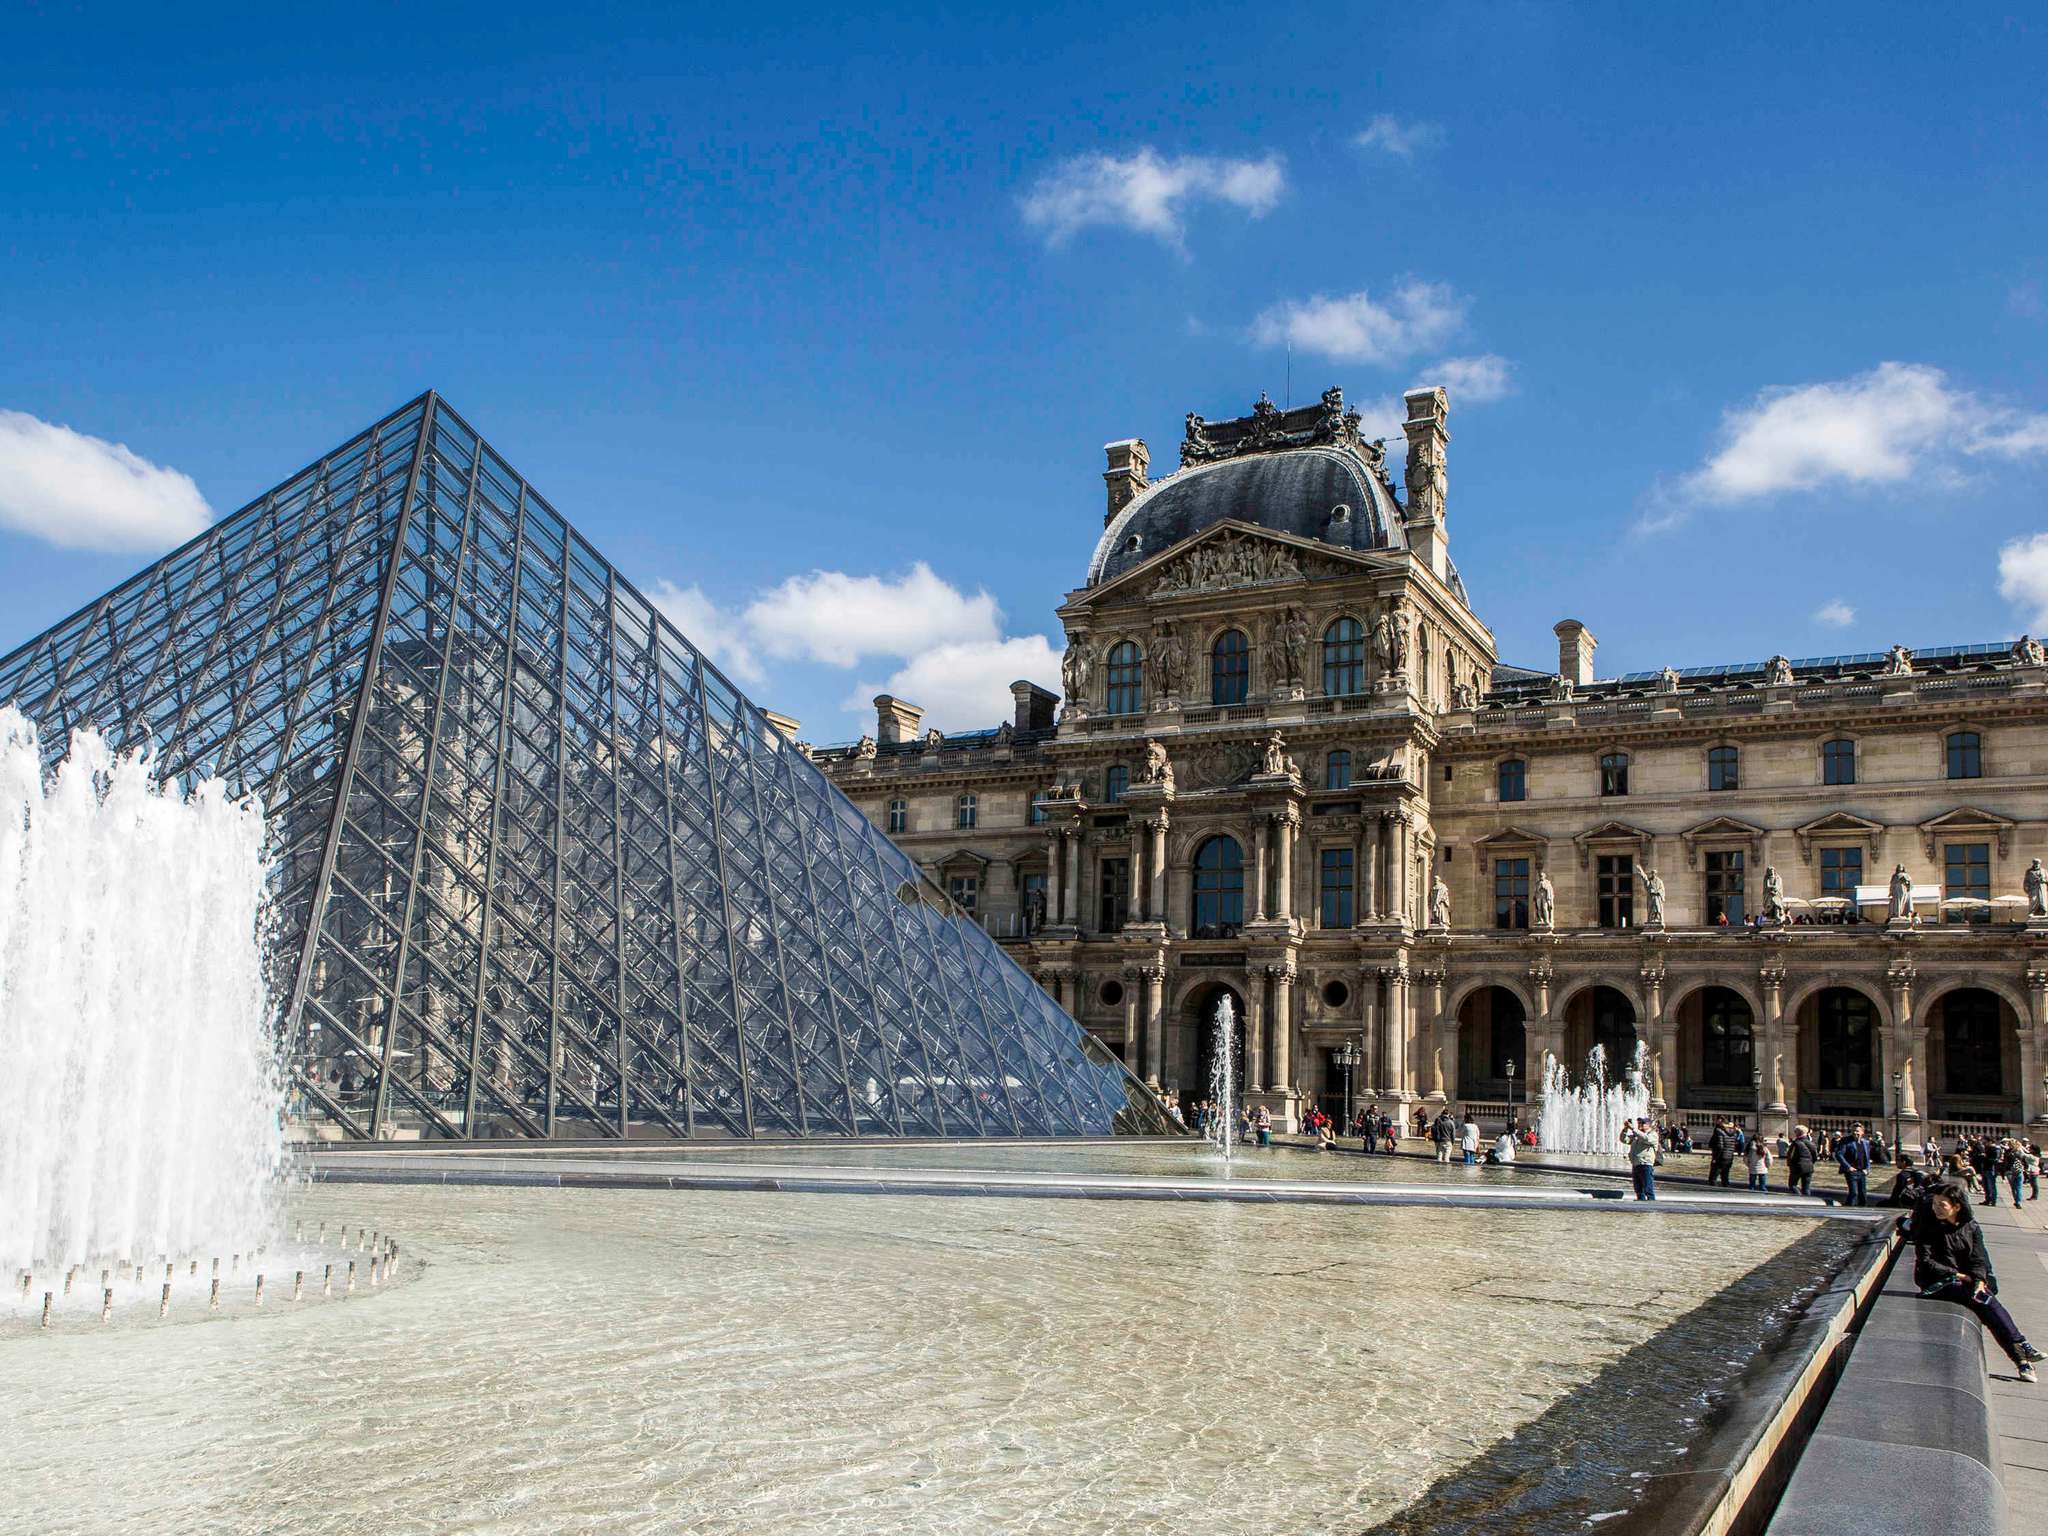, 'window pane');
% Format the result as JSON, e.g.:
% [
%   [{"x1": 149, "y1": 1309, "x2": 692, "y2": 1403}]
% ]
[
  {"x1": 1106, "y1": 642, "x2": 1145, "y2": 714},
  {"x1": 1705, "y1": 849, "x2": 1745, "y2": 924},
  {"x1": 1211, "y1": 630, "x2": 1249, "y2": 706},
  {"x1": 1320, "y1": 847, "x2": 1354, "y2": 928},
  {"x1": 1193, "y1": 836, "x2": 1244, "y2": 935},
  {"x1": 1325, "y1": 750, "x2": 1351, "y2": 790},
  {"x1": 1600, "y1": 753, "x2": 1628, "y2": 796},
  {"x1": 1494, "y1": 857, "x2": 1529, "y2": 930},
  {"x1": 1943, "y1": 991, "x2": 2004, "y2": 1096},
  {"x1": 1822, "y1": 739, "x2": 1855, "y2": 785},
  {"x1": 1944, "y1": 841, "x2": 1990, "y2": 924},
  {"x1": 1708, "y1": 745, "x2": 1738, "y2": 791},
  {"x1": 1322, "y1": 619, "x2": 1364, "y2": 697},
  {"x1": 1098, "y1": 858, "x2": 1129, "y2": 933},
  {"x1": 1104, "y1": 765, "x2": 1128, "y2": 804},
  {"x1": 1498, "y1": 759, "x2": 1525, "y2": 802},
  {"x1": 1947, "y1": 731, "x2": 1981, "y2": 779},
  {"x1": 1597, "y1": 854, "x2": 1634, "y2": 928}
]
